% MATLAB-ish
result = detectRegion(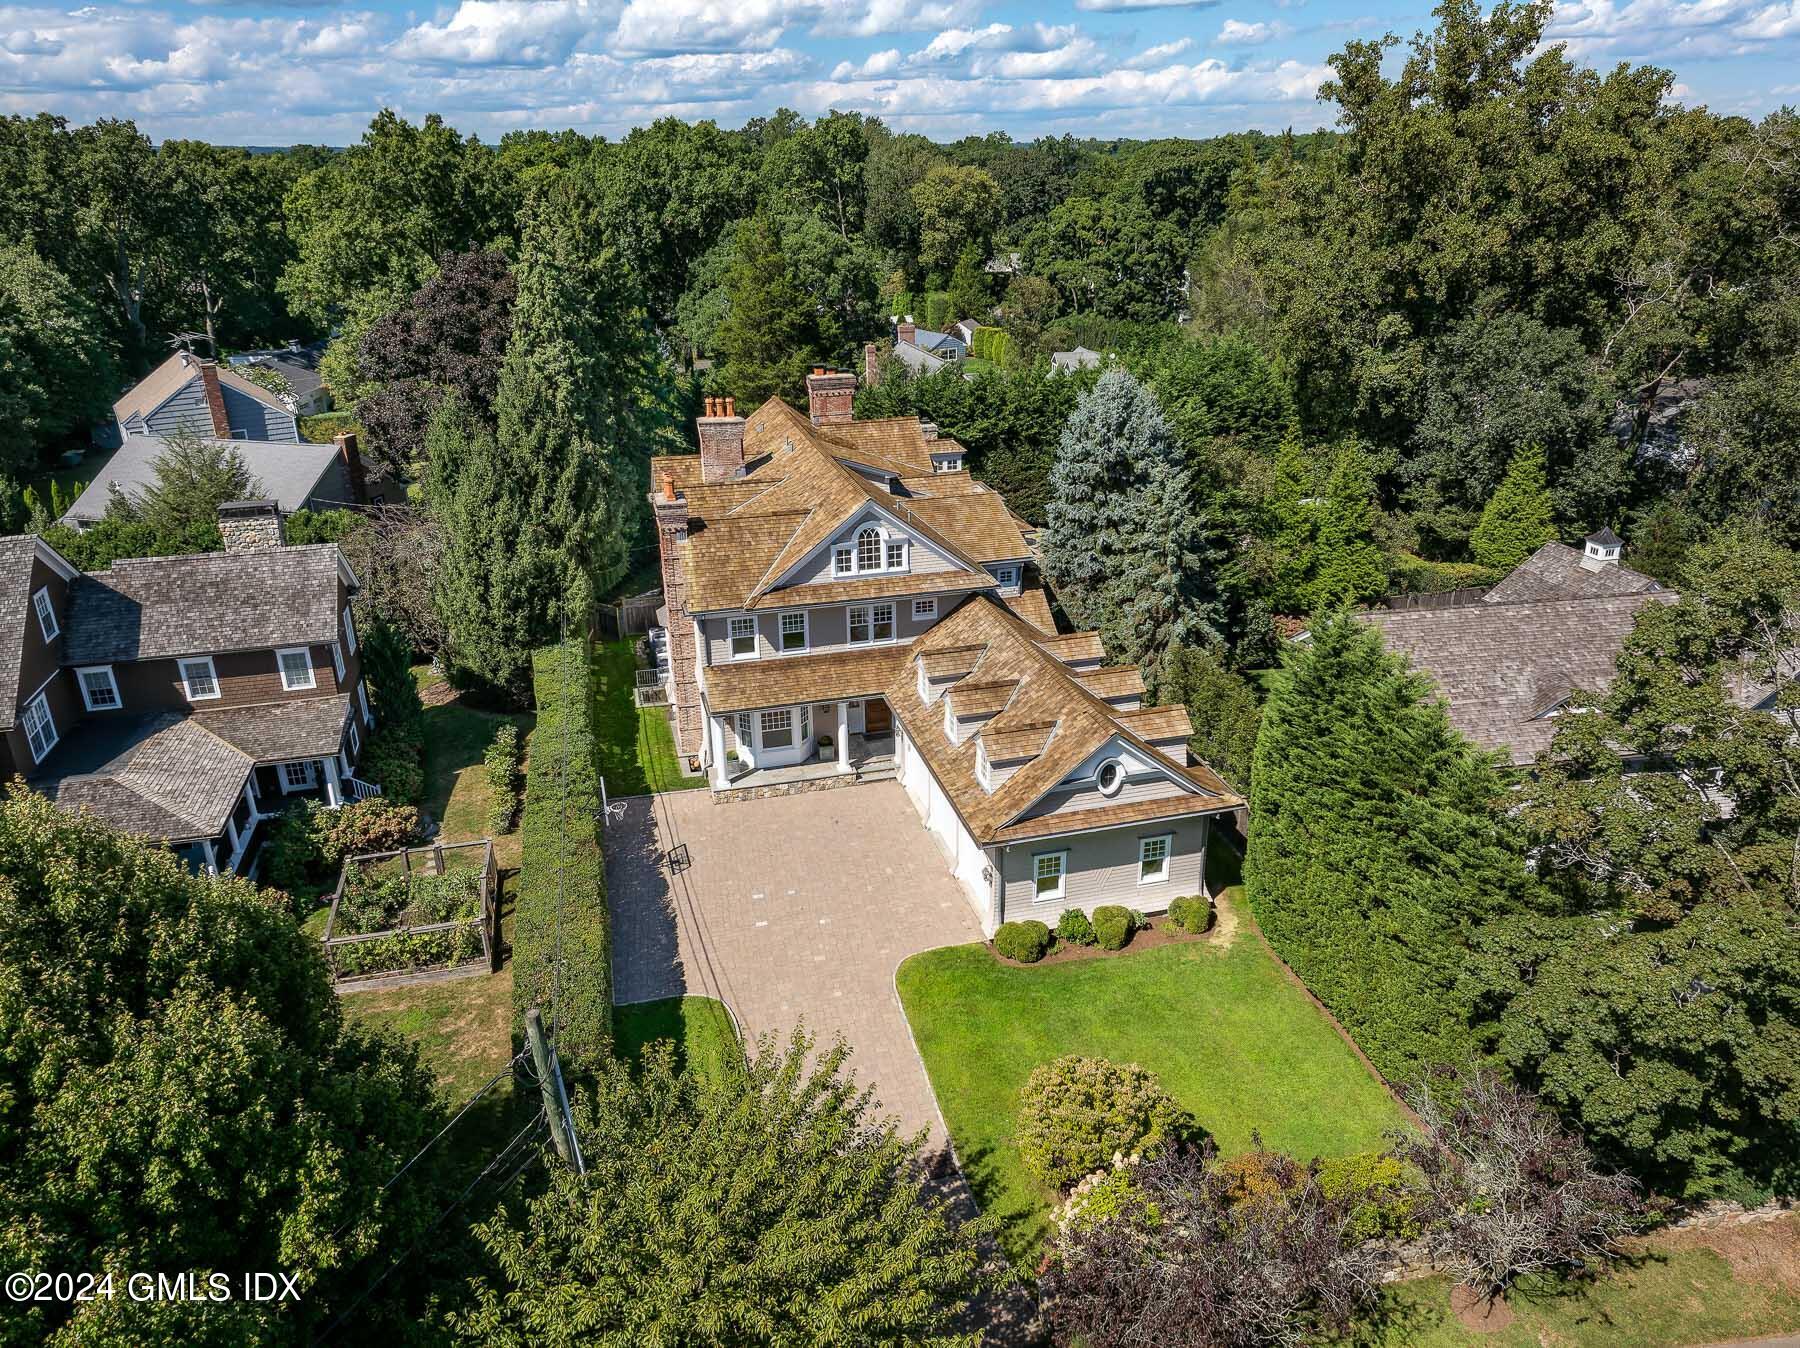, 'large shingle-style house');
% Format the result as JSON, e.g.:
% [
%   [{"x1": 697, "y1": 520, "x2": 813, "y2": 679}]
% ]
[
  {"x1": 1356, "y1": 531, "x2": 1674, "y2": 765},
  {"x1": 101, "y1": 349, "x2": 300, "y2": 447},
  {"x1": 650, "y1": 370, "x2": 1242, "y2": 933},
  {"x1": 0, "y1": 502, "x2": 377, "y2": 874}
]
